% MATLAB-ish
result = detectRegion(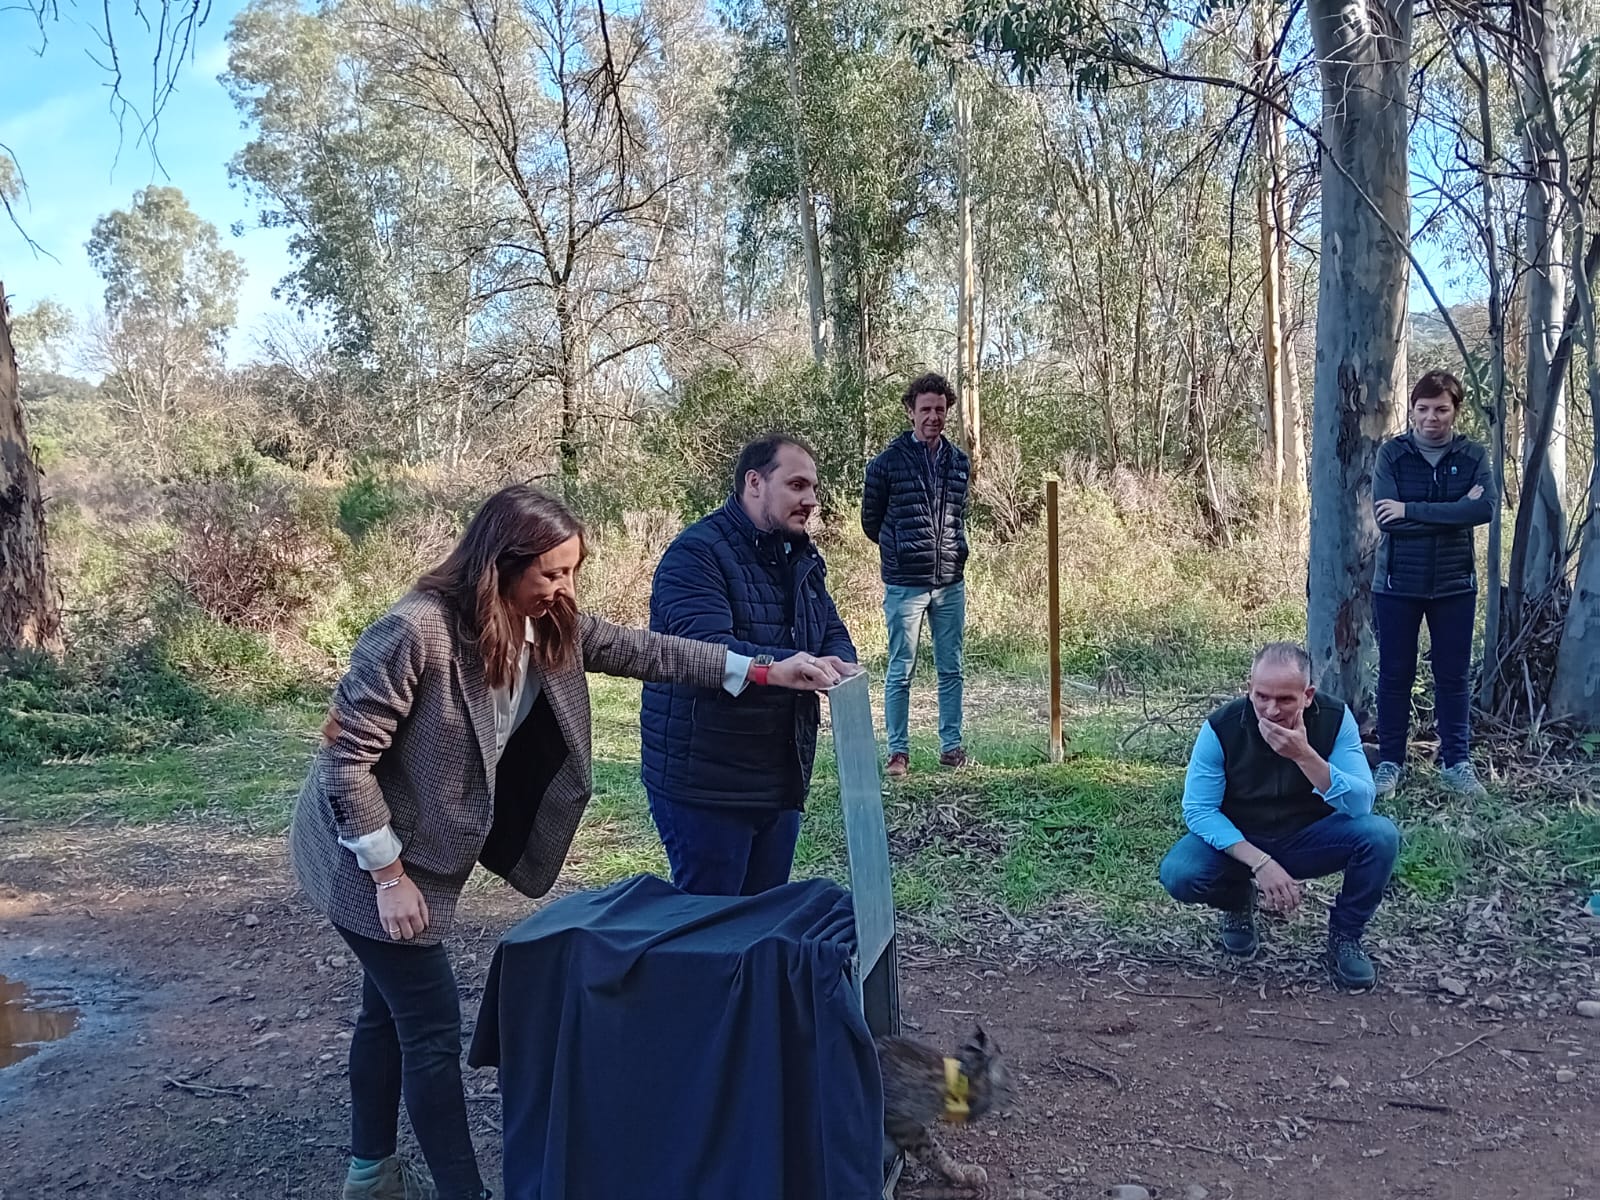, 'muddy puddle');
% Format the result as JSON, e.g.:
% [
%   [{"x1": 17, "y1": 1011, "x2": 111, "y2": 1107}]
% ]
[{"x1": 0, "y1": 974, "x2": 80, "y2": 1070}]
